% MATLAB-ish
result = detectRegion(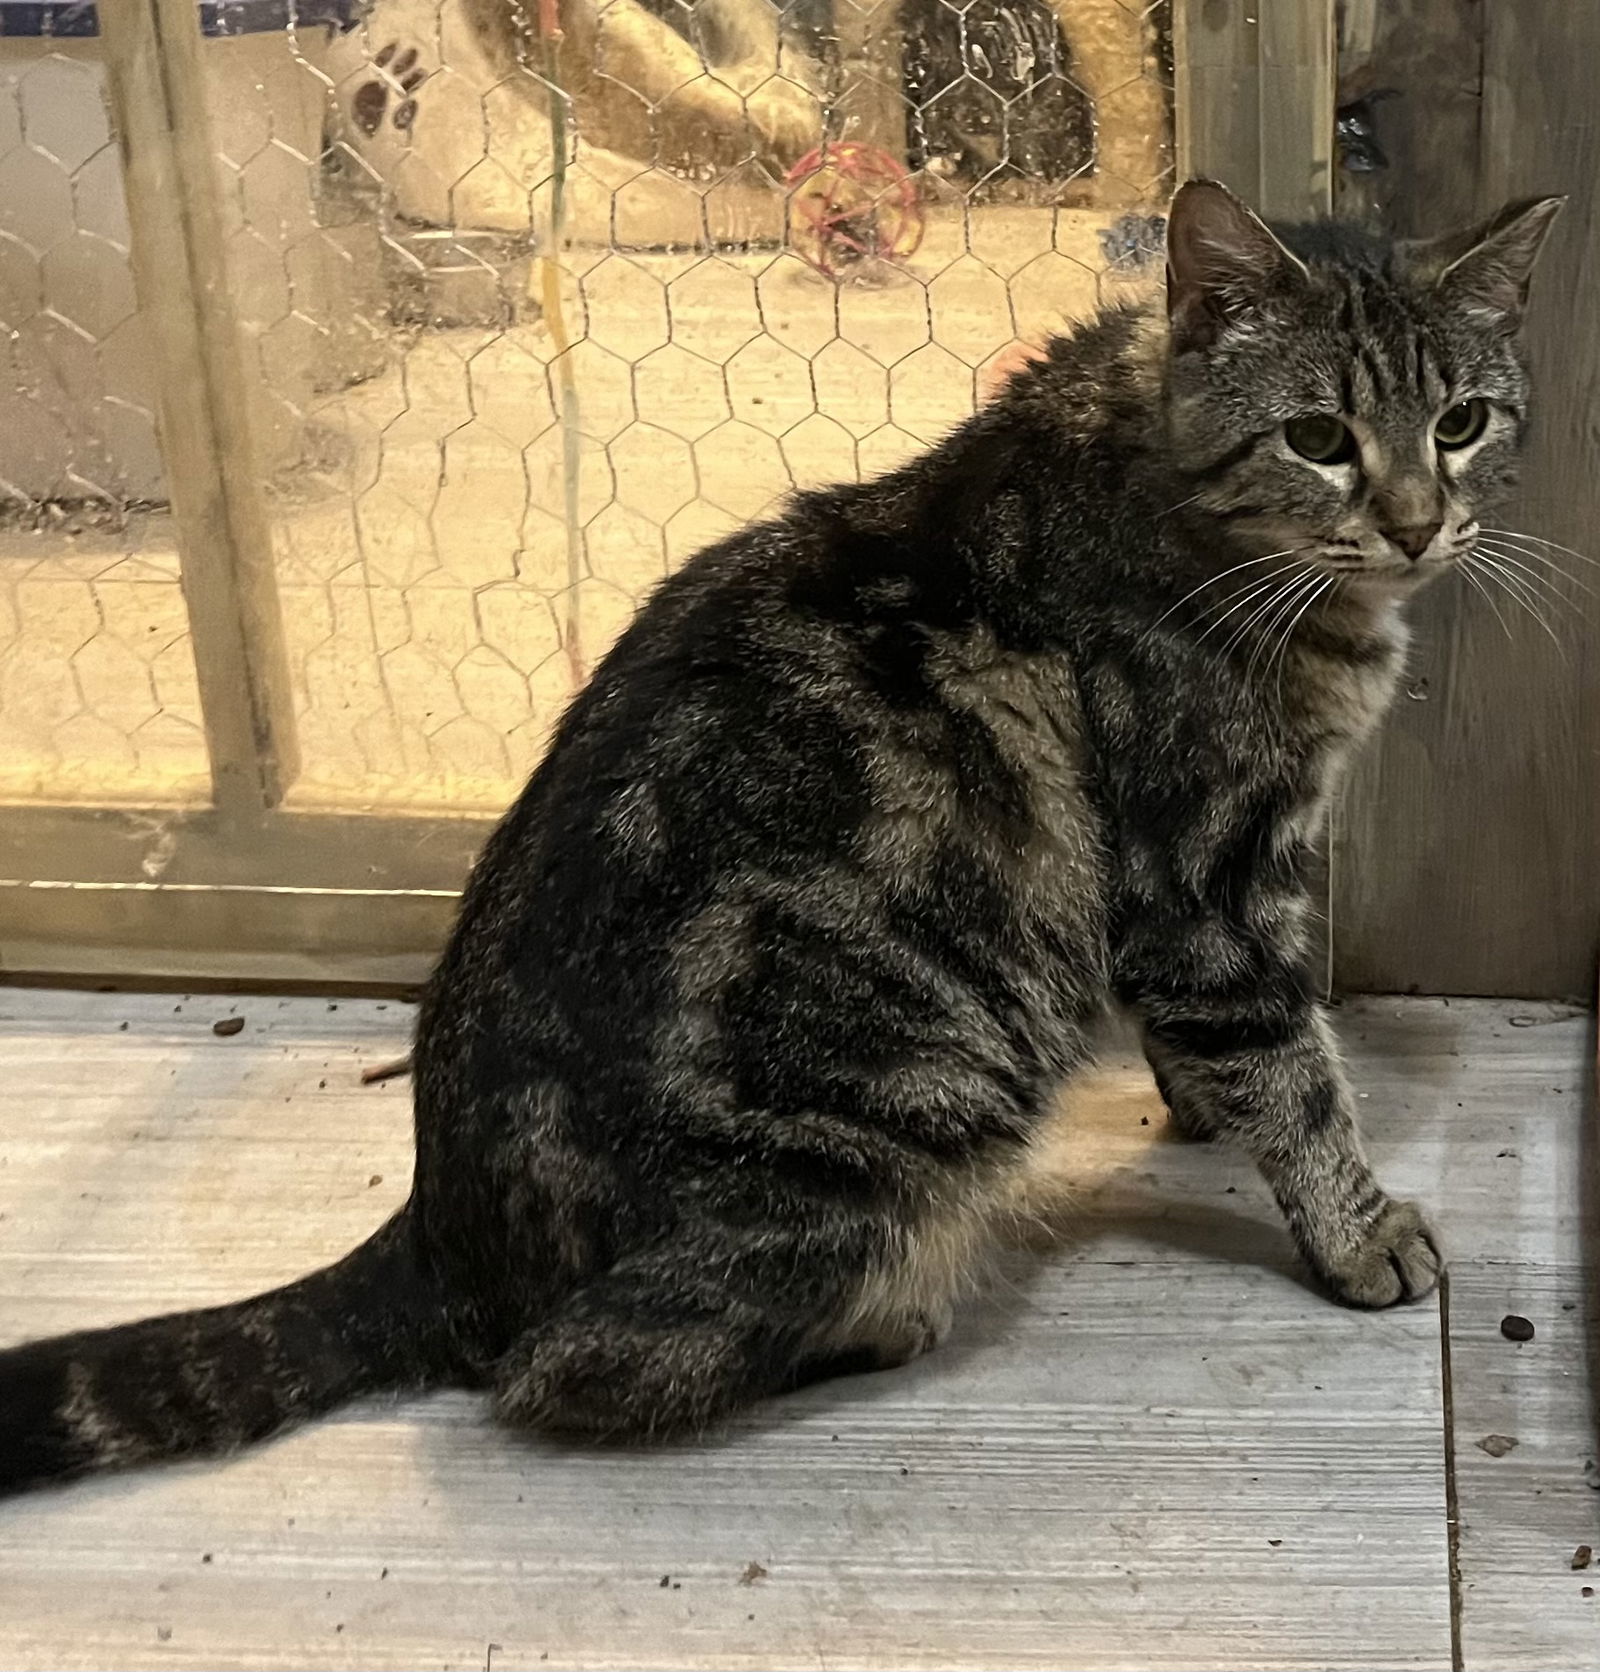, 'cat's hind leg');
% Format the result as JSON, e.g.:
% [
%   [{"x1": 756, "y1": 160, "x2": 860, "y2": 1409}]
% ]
[
  {"x1": 491, "y1": 1184, "x2": 994, "y2": 1440},
  {"x1": 490, "y1": 1267, "x2": 781, "y2": 1441},
  {"x1": 1143, "y1": 1031, "x2": 1220, "y2": 1141}
]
